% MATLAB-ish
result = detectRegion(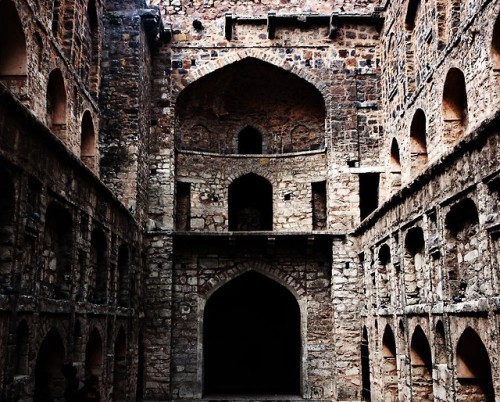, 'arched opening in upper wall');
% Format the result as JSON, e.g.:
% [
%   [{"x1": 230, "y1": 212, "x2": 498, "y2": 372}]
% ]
[
  {"x1": 238, "y1": 126, "x2": 262, "y2": 154},
  {"x1": 443, "y1": 68, "x2": 468, "y2": 143},
  {"x1": 456, "y1": 327, "x2": 495, "y2": 401},
  {"x1": 492, "y1": 13, "x2": 500, "y2": 69},
  {"x1": 175, "y1": 57, "x2": 326, "y2": 154},
  {"x1": 228, "y1": 173, "x2": 273, "y2": 231},
  {"x1": 203, "y1": 270, "x2": 301, "y2": 396},
  {"x1": 410, "y1": 109, "x2": 428, "y2": 176},
  {"x1": 390, "y1": 138, "x2": 402, "y2": 192},
  {"x1": 47, "y1": 69, "x2": 67, "y2": 138},
  {"x1": 0, "y1": 1, "x2": 27, "y2": 95},
  {"x1": 86, "y1": 0, "x2": 100, "y2": 96},
  {"x1": 405, "y1": 0, "x2": 421, "y2": 31},
  {"x1": 81, "y1": 111, "x2": 96, "y2": 171}
]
